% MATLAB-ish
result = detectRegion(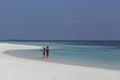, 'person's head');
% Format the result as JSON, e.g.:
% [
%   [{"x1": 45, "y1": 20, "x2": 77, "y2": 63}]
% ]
[
  {"x1": 47, "y1": 46, "x2": 49, "y2": 49},
  {"x1": 43, "y1": 47, "x2": 45, "y2": 50}
]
